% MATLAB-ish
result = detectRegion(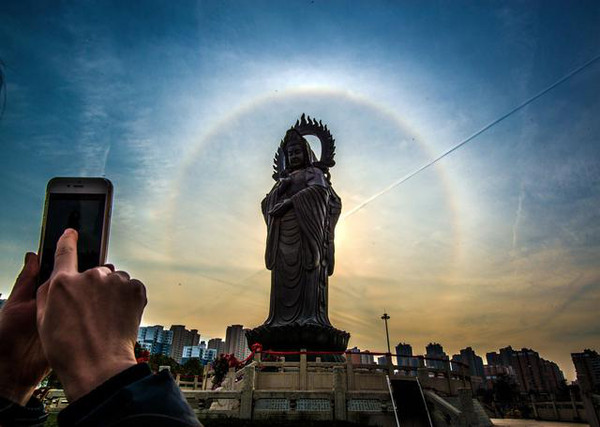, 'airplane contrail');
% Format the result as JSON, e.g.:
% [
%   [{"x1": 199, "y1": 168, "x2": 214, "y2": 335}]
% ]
[{"x1": 343, "y1": 53, "x2": 600, "y2": 219}]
